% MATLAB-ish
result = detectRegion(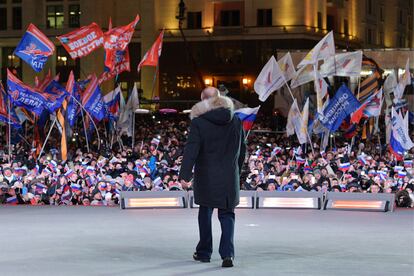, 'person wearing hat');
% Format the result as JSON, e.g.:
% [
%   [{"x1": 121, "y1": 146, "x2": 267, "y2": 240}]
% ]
[{"x1": 179, "y1": 86, "x2": 246, "y2": 267}]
